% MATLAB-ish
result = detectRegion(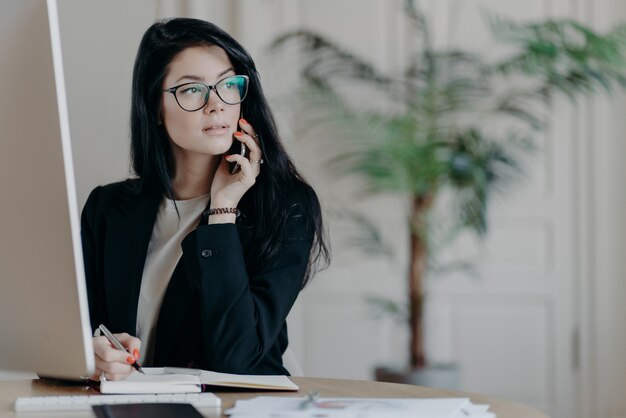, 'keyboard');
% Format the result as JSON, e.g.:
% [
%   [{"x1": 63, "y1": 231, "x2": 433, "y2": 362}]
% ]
[{"x1": 14, "y1": 392, "x2": 220, "y2": 412}]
